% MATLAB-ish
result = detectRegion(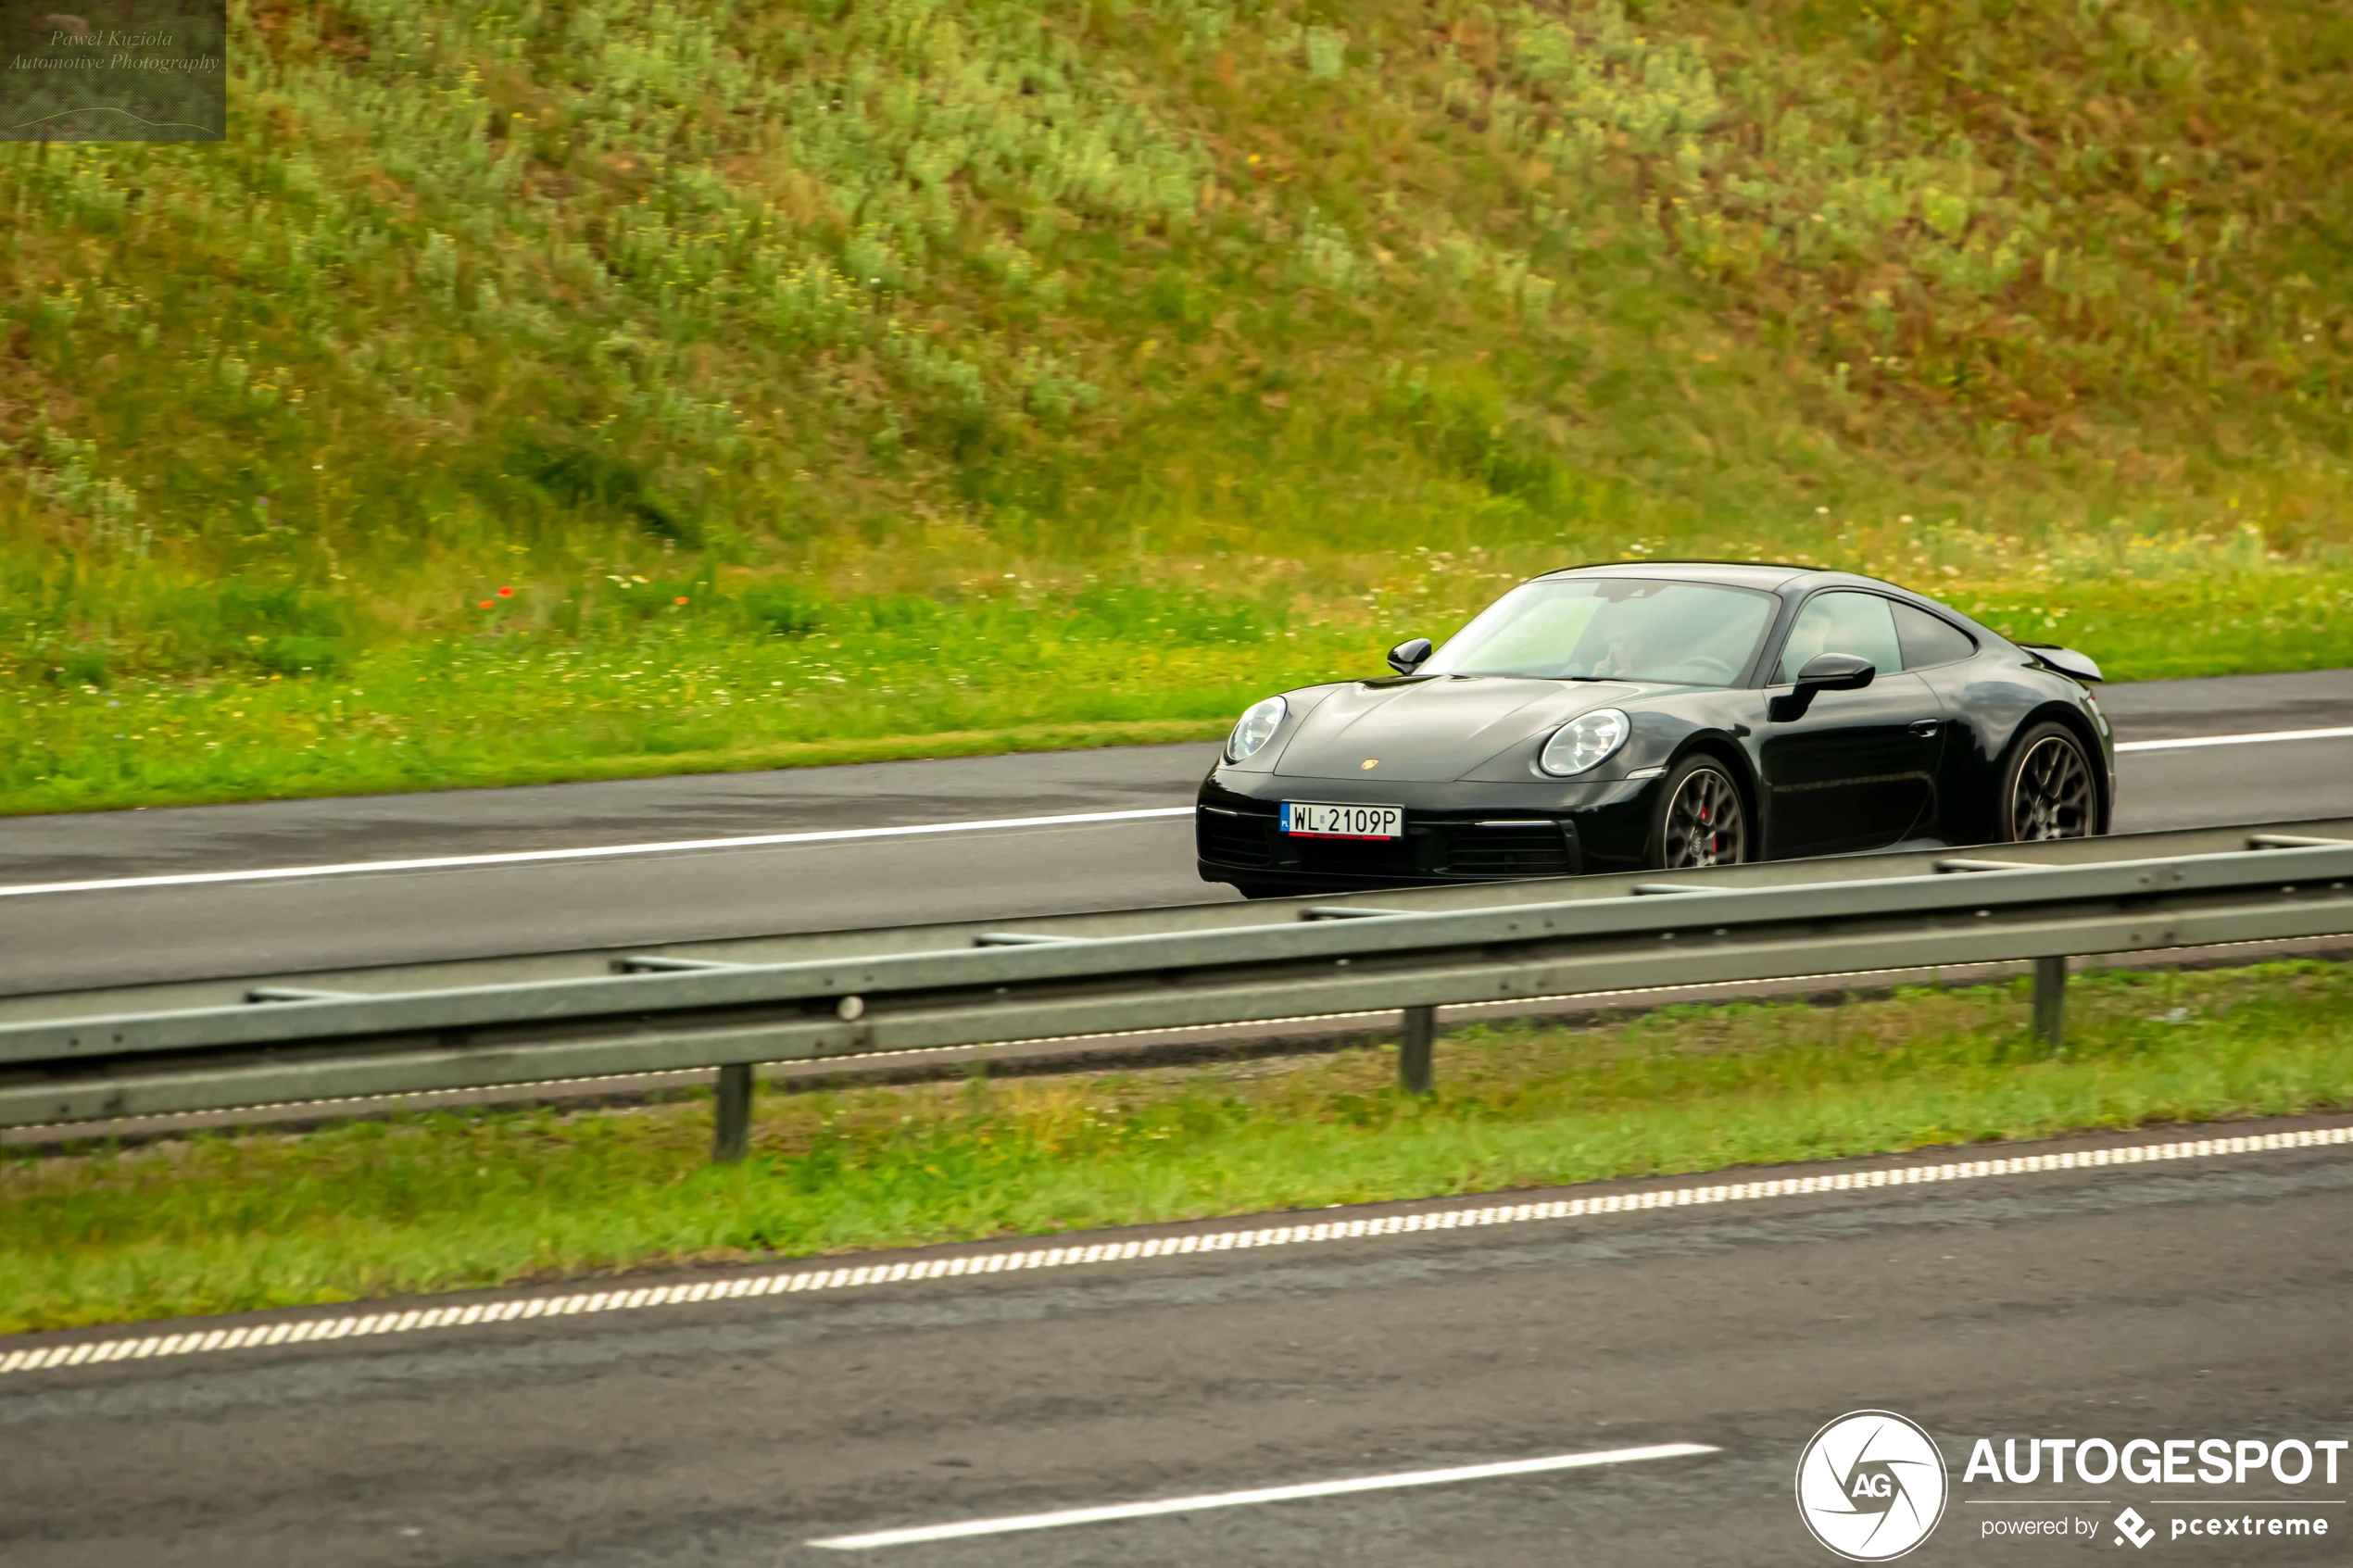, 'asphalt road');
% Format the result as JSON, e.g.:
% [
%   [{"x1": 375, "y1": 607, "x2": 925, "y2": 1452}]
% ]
[
  {"x1": 4, "y1": 668, "x2": 2352, "y2": 995},
  {"x1": 6, "y1": 1123, "x2": 2348, "y2": 1566}
]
